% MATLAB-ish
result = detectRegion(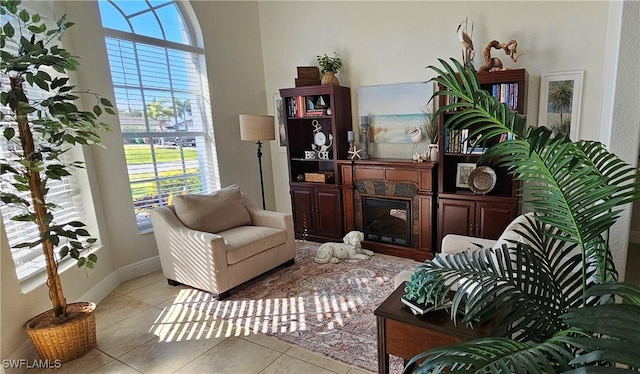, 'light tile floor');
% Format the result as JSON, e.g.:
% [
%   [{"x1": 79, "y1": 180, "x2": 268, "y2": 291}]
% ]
[
  {"x1": 27, "y1": 244, "x2": 639, "y2": 374},
  {"x1": 29, "y1": 269, "x2": 373, "y2": 374}
]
